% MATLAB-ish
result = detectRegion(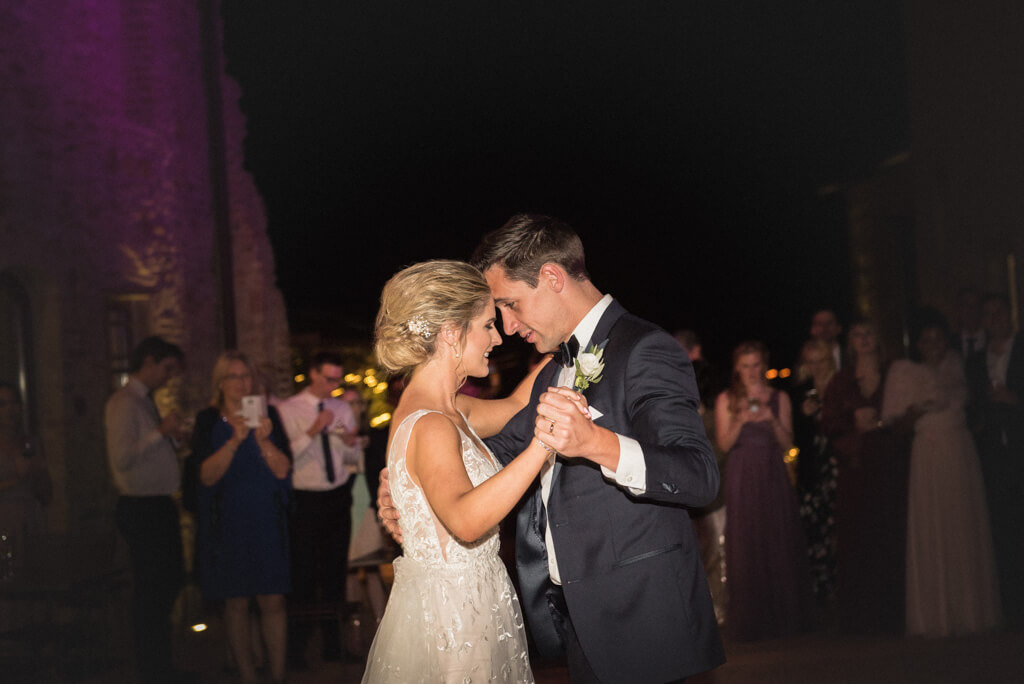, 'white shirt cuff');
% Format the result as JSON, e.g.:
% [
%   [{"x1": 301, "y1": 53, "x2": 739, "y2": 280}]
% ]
[{"x1": 600, "y1": 434, "x2": 646, "y2": 494}]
